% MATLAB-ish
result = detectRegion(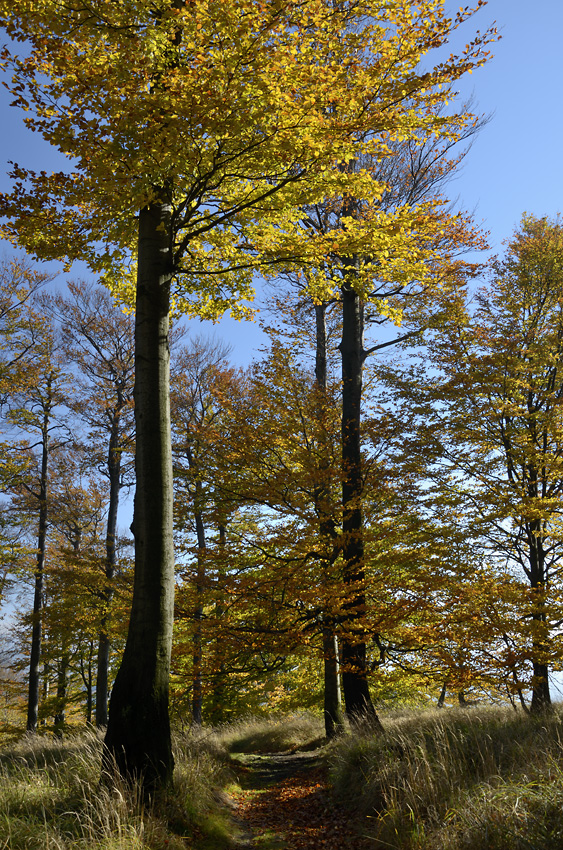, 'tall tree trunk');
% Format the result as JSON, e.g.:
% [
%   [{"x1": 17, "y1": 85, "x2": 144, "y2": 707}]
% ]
[
  {"x1": 210, "y1": 522, "x2": 227, "y2": 725},
  {"x1": 323, "y1": 629, "x2": 342, "y2": 736},
  {"x1": 41, "y1": 665, "x2": 50, "y2": 727},
  {"x1": 53, "y1": 652, "x2": 69, "y2": 736},
  {"x1": 83, "y1": 640, "x2": 94, "y2": 724},
  {"x1": 339, "y1": 281, "x2": 381, "y2": 727},
  {"x1": 104, "y1": 197, "x2": 175, "y2": 793},
  {"x1": 96, "y1": 413, "x2": 122, "y2": 727},
  {"x1": 437, "y1": 680, "x2": 447, "y2": 709},
  {"x1": 192, "y1": 496, "x2": 206, "y2": 726},
  {"x1": 528, "y1": 522, "x2": 551, "y2": 713},
  {"x1": 314, "y1": 302, "x2": 342, "y2": 738},
  {"x1": 27, "y1": 395, "x2": 50, "y2": 732}
]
